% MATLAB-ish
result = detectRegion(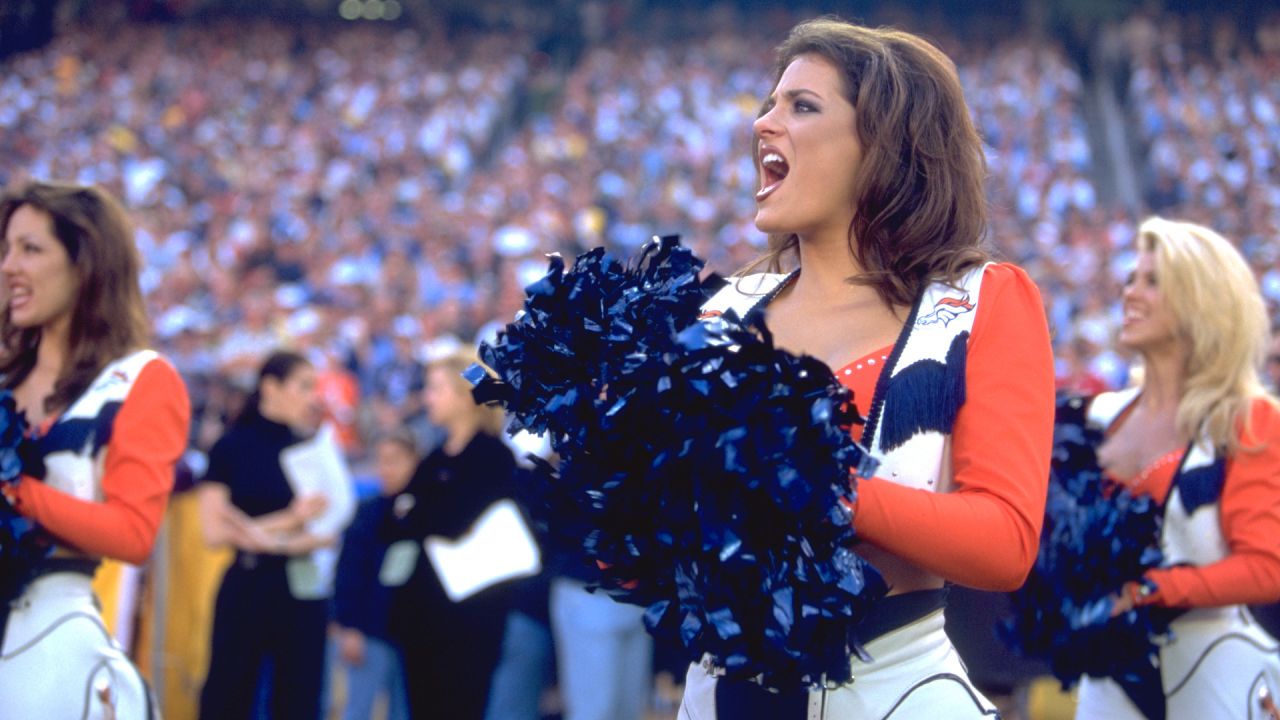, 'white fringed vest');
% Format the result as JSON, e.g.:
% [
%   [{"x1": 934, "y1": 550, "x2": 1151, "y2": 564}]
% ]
[{"x1": 700, "y1": 265, "x2": 988, "y2": 491}]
